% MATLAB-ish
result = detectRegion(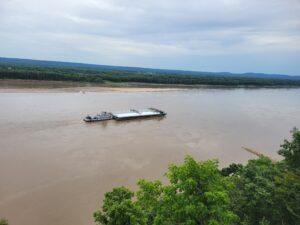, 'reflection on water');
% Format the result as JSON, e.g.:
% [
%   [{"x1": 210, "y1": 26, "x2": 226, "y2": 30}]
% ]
[{"x1": 0, "y1": 88, "x2": 300, "y2": 225}]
